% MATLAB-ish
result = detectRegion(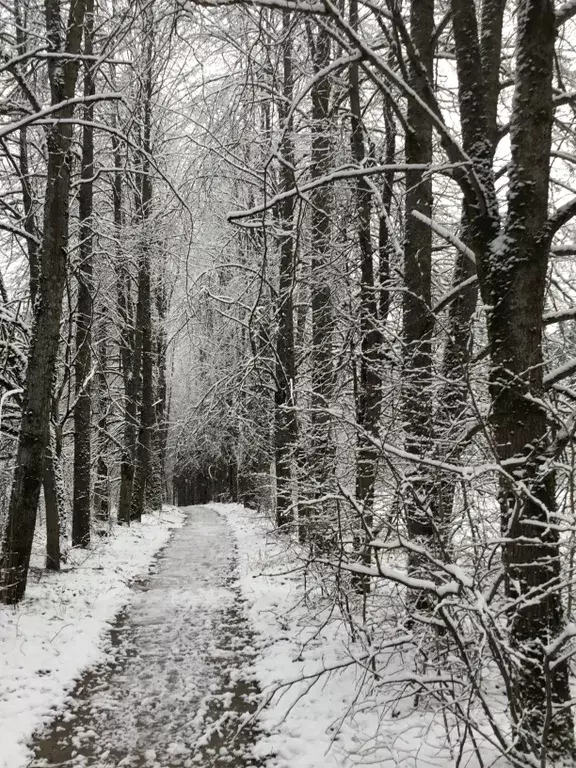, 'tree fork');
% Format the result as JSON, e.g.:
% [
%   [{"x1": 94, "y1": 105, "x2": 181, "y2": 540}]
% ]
[{"x1": 486, "y1": 1, "x2": 574, "y2": 755}]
